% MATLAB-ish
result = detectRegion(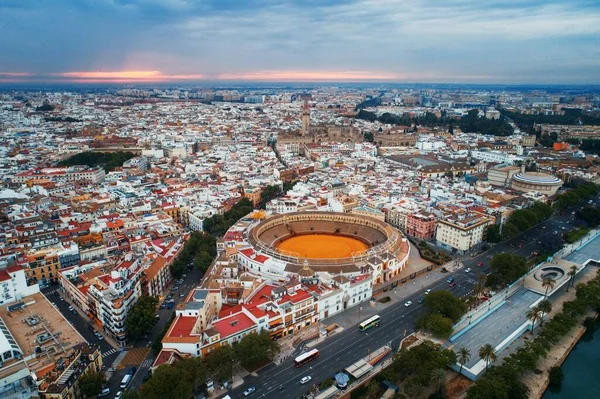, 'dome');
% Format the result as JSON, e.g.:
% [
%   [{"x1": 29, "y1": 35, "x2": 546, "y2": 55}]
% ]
[{"x1": 512, "y1": 172, "x2": 562, "y2": 186}]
